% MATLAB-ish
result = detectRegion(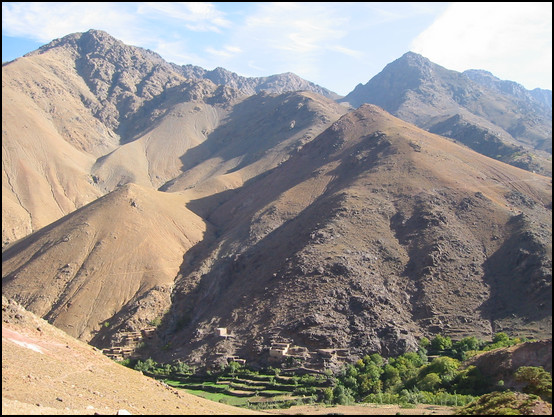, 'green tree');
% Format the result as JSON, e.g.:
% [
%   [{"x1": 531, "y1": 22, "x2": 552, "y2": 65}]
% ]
[
  {"x1": 419, "y1": 356, "x2": 460, "y2": 386},
  {"x1": 417, "y1": 372, "x2": 442, "y2": 391},
  {"x1": 322, "y1": 387, "x2": 334, "y2": 404},
  {"x1": 358, "y1": 372, "x2": 382, "y2": 396},
  {"x1": 452, "y1": 365, "x2": 488, "y2": 395},
  {"x1": 453, "y1": 336, "x2": 482, "y2": 352},
  {"x1": 225, "y1": 361, "x2": 243, "y2": 377},
  {"x1": 134, "y1": 357, "x2": 157, "y2": 373},
  {"x1": 381, "y1": 364, "x2": 401, "y2": 392},
  {"x1": 173, "y1": 360, "x2": 190, "y2": 374},
  {"x1": 430, "y1": 334, "x2": 453, "y2": 351},
  {"x1": 514, "y1": 366, "x2": 552, "y2": 402},
  {"x1": 492, "y1": 332, "x2": 510, "y2": 344},
  {"x1": 333, "y1": 385, "x2": 355, "y2": 405},
  {"x1": 419, "y1": 336, "x2": 431, "y2": 349},
  {"x1": 402, "y1": 351, "x2": 425, "y2": 368},
  {"x1": 389, "y1": 355, "x2": 419, "y2": 382},
  {"x1": 368, "y1": 353, "x2": 384, "y2": 367}
]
